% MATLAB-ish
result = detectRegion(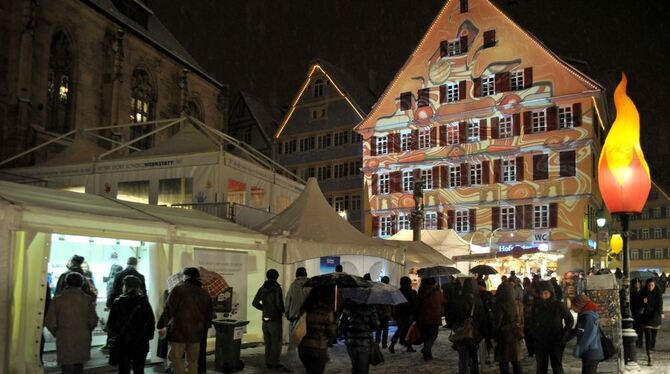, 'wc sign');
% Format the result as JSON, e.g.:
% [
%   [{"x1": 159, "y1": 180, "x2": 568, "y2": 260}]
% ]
[{"x1": 533, "y1": 230, "x2": 550, "y2": 242}]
